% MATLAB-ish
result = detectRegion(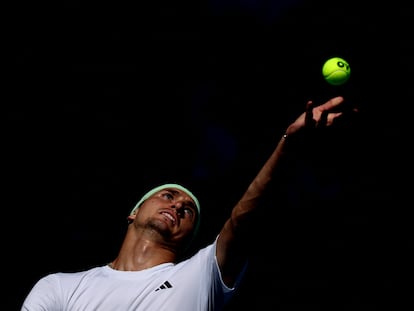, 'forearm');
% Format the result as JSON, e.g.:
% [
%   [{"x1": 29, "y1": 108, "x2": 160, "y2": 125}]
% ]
[
  {"x1": 231, "y1": 133, "x2": 289, "y2": 228},
  {"x1": 217, "y1": 133, "x2": 290, "y2": 285}
]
